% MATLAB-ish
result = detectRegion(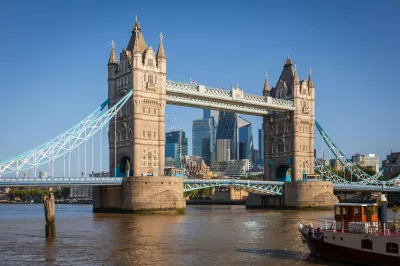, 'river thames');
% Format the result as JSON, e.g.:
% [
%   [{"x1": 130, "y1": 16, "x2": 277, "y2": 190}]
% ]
[{"x1": 0, "y1": 204, "x2": 360, "y2": 265}]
